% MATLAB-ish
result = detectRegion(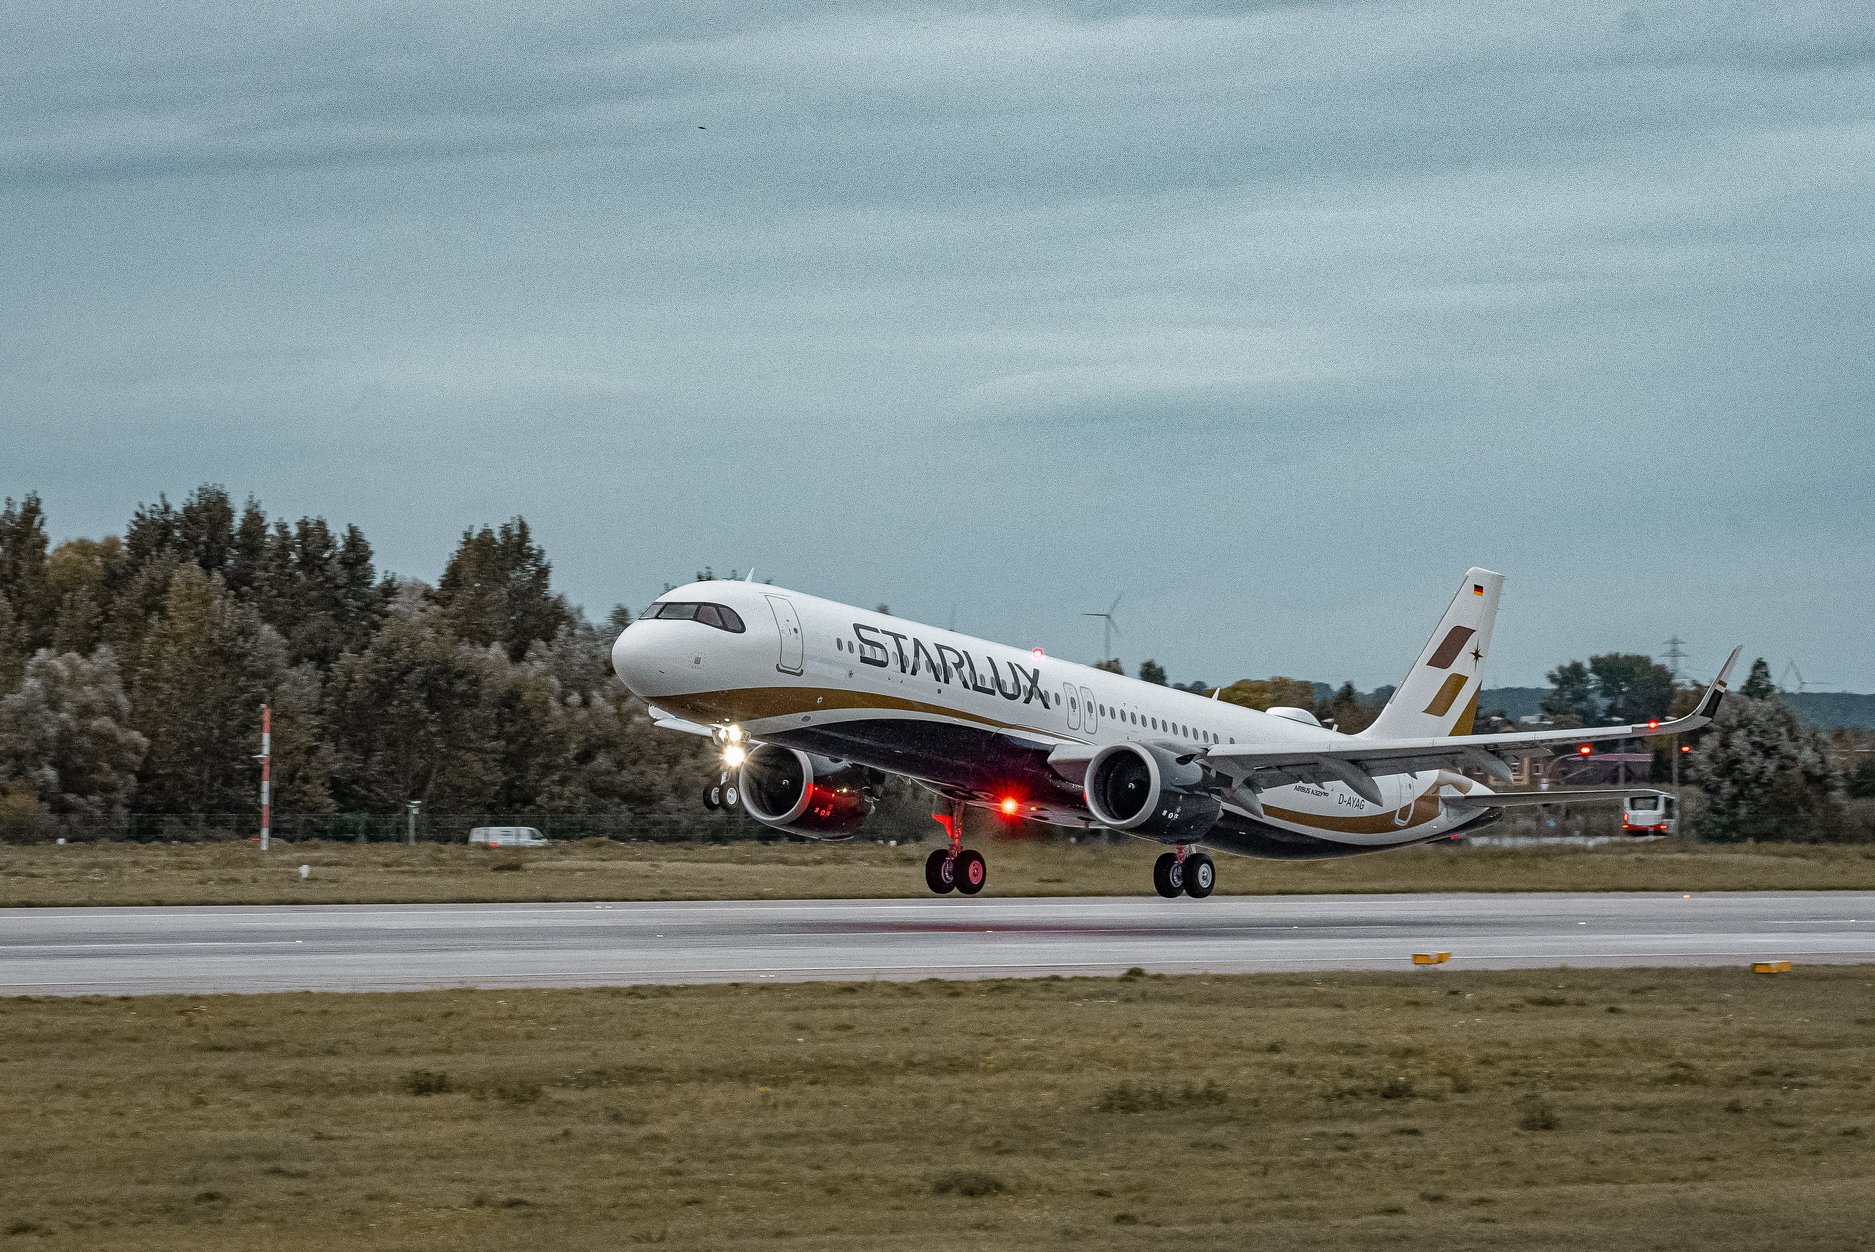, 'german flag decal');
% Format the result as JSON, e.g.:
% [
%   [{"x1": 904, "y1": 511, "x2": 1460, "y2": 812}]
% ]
[{"x1": 1472, "y1": 583, "x2": 1485, "y2": 596}]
